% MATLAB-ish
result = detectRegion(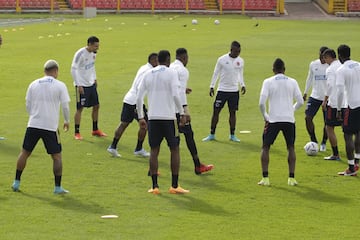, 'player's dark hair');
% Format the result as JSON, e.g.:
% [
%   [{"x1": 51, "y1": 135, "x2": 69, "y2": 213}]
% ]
[
  {"x1": 176, "y1": 48, "x2": 187, "y2": 57},
  {"x1": 273, "y1": 58, "x2": 285, "y2": 73},
  {"x1": 320, "y1": 46, "x2": 328, "y2": 55},
  {"x1": 158, "y1": 50, "x2": 170, "y2": 64},
  {"x1": 231, "y1": 41, "x2": 241, "y2": 48},
  {"x1": 338, "y1": 44, "x2": 350, "y2": 59},
  {"x1": 88, "y1": 36, "x2": 99, "y2": 44},
  {"x1": 148, "y1": 53, "x2": 158, "y2": 62},
  {"x1": 323, "y1": 49, "x2": 336, "y2": 59}
]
